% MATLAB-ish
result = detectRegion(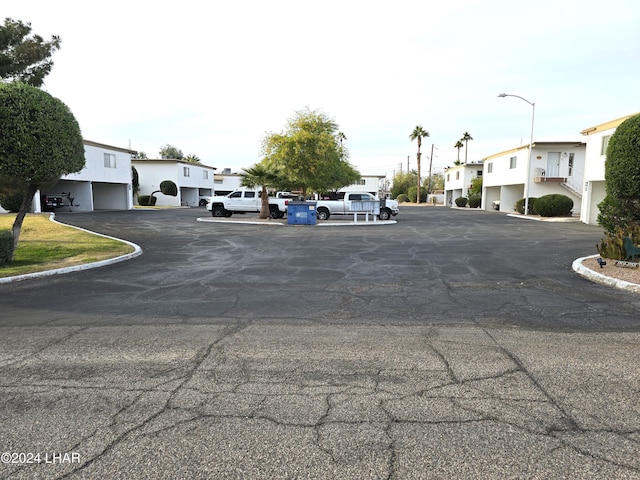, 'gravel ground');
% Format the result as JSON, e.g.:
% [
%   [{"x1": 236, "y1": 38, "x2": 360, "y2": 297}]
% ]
[{"x1": 581, "y1": 256, "x2": 640, "y2": 285}]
